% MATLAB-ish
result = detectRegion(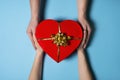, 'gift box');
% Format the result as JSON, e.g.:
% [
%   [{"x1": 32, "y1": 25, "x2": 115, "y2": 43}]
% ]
[{"x1": 35, "y1": 19, "x2": 83, "y2": 63}]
